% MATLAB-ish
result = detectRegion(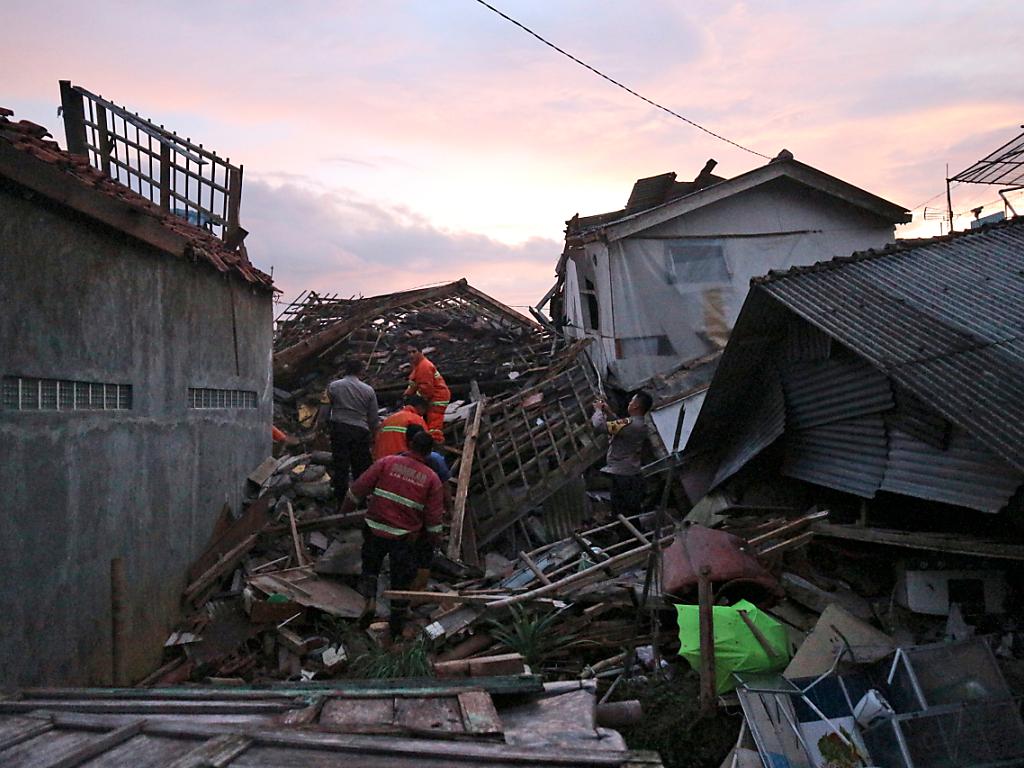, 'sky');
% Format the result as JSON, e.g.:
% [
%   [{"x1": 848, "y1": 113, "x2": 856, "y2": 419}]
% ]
[{"x1": 3, "y1": 1, "x2": 1023, "y2": 309}]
